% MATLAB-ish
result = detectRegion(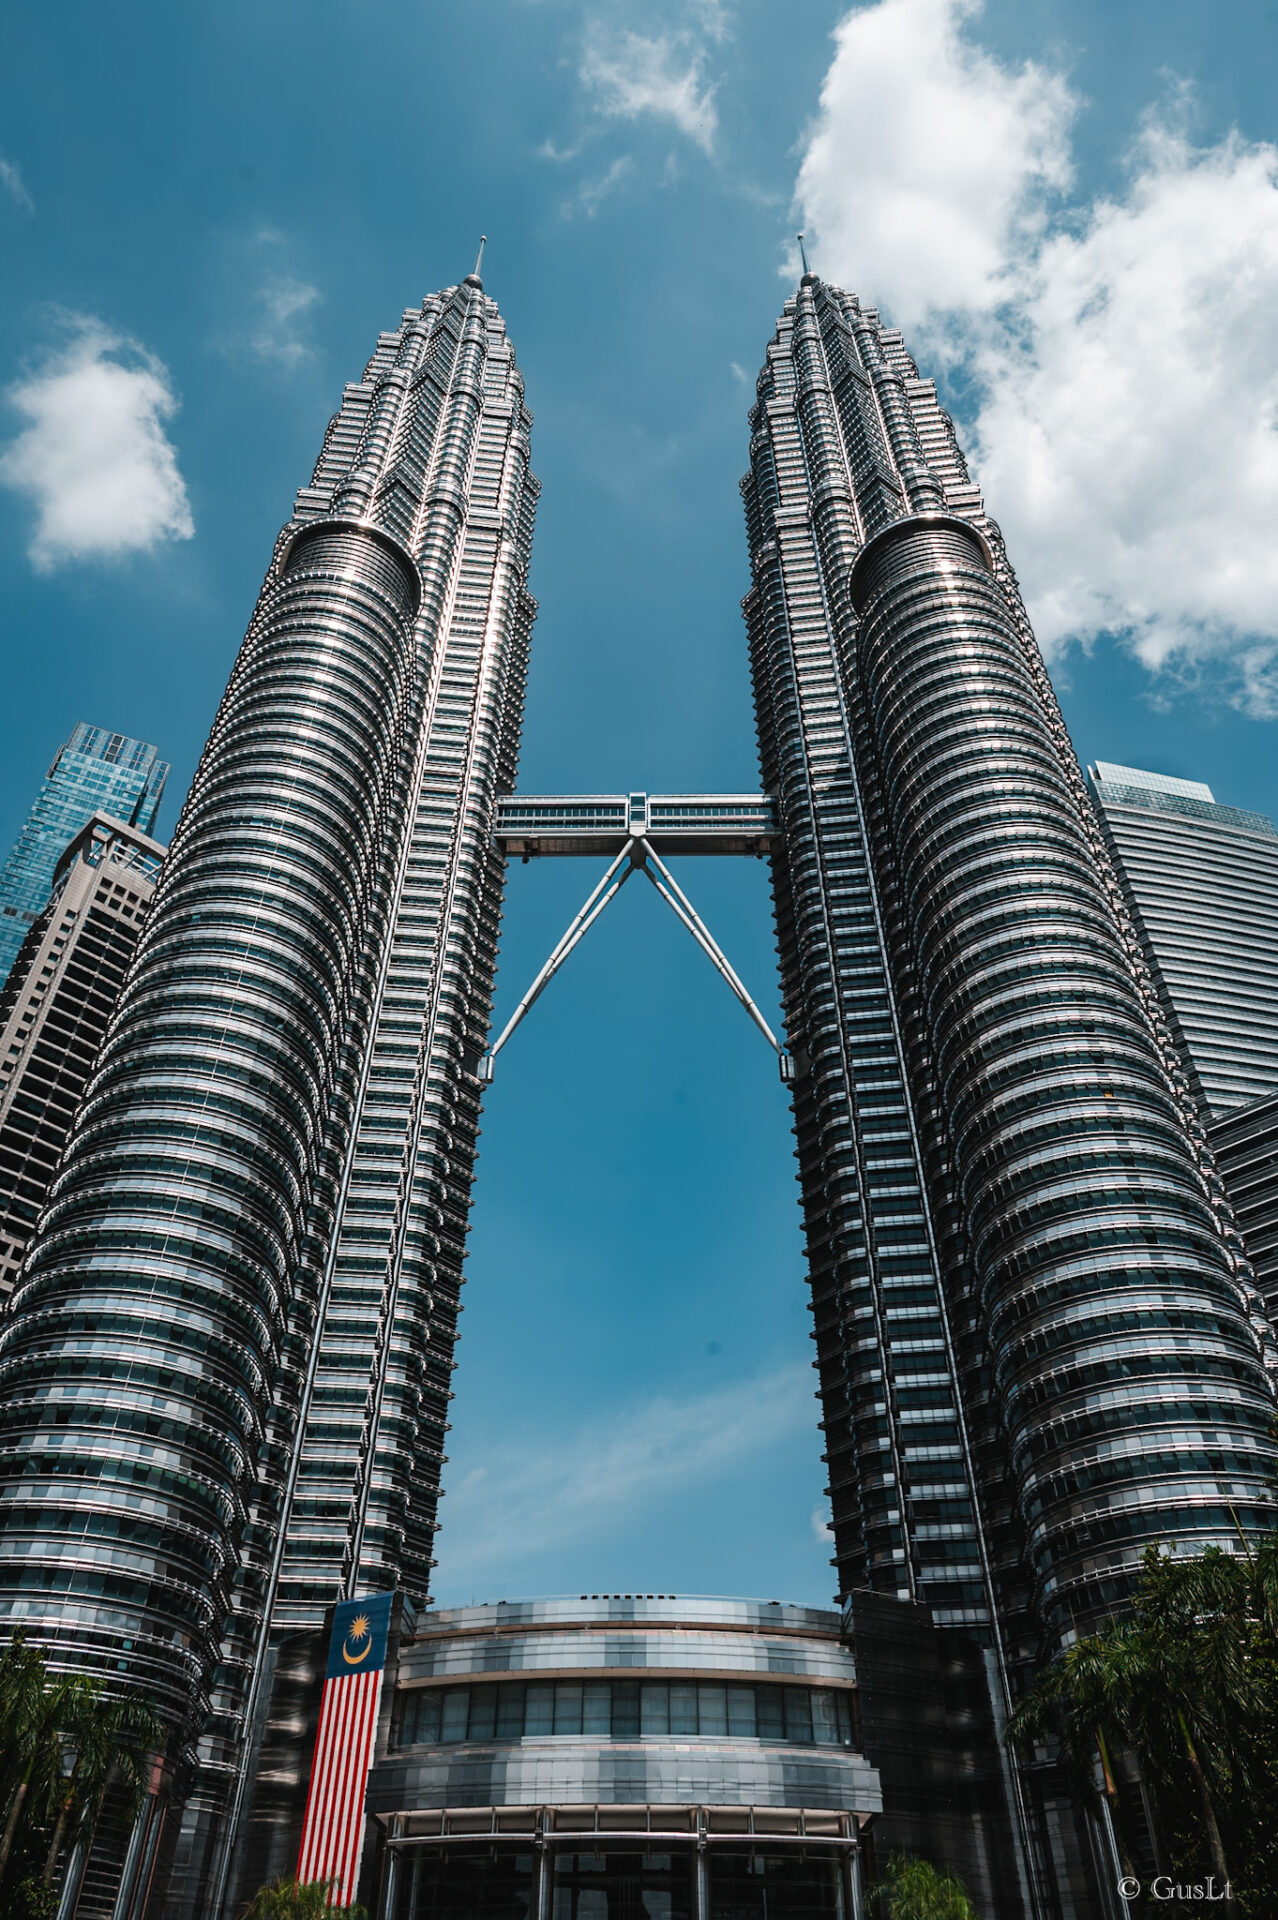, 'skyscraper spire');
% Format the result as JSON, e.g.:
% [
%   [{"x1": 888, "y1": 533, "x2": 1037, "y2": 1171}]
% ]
[
  {"x1": 466, "y1": 231, "x2": 487, "y2": 286},
  {"x1": 796, "y1": 229, "x2": 810, "y2": 276}
]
